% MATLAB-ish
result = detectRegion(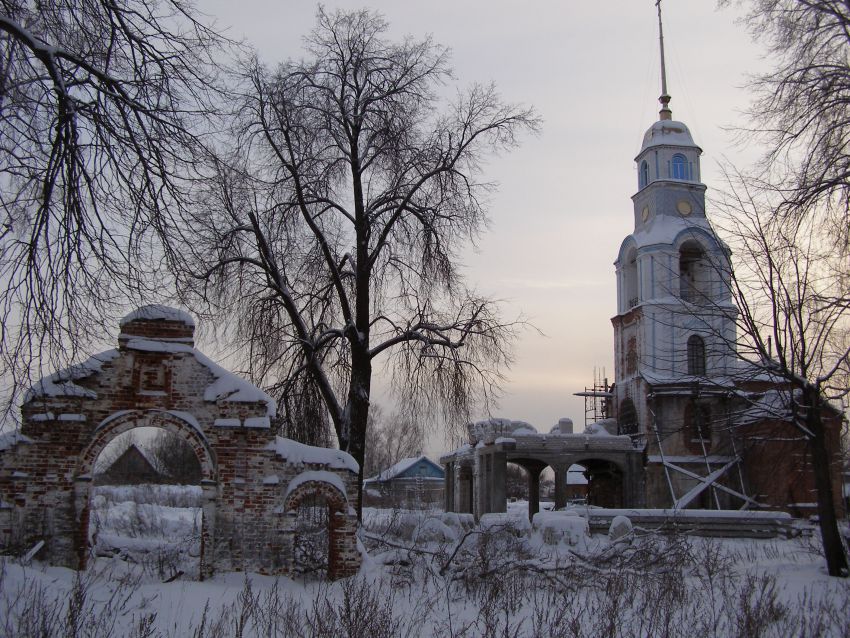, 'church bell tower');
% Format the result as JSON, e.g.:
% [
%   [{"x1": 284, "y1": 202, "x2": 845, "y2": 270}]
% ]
[{"x1": 610, "y1": 3, "x2": 739, "y2": 507}]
